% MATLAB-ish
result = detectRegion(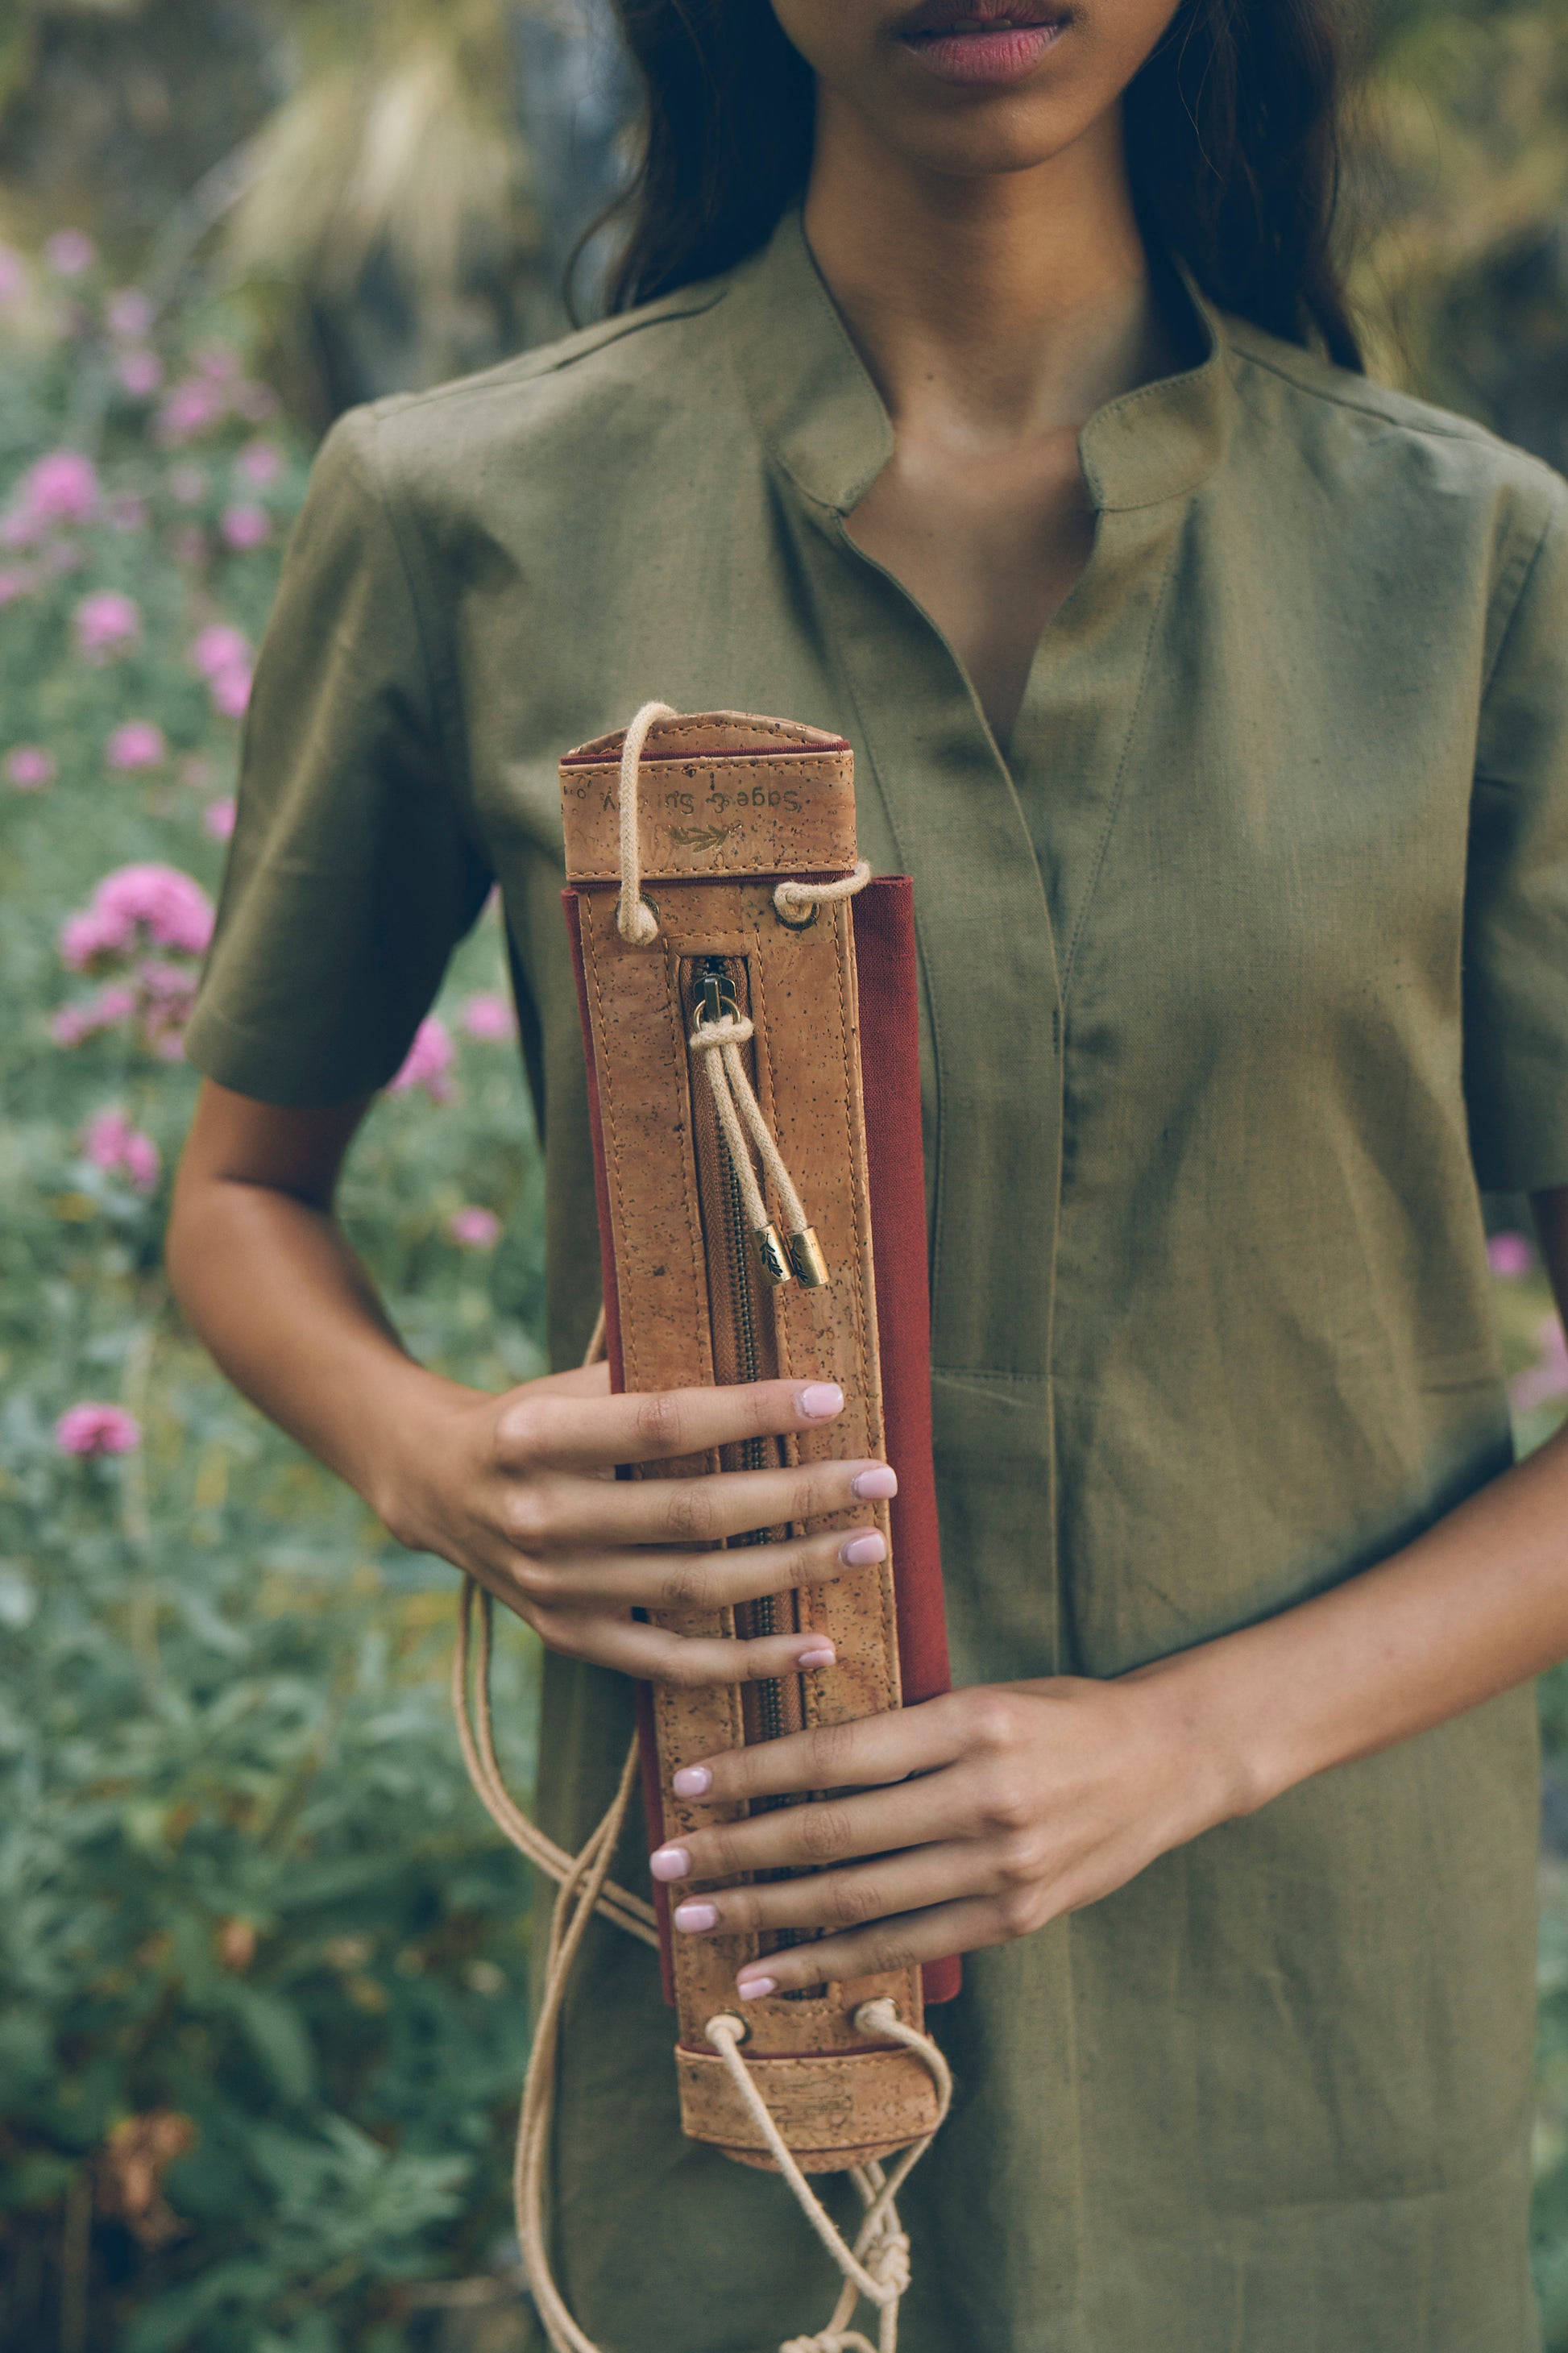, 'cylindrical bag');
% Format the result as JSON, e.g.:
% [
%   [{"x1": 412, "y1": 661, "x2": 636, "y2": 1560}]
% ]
[{"x1": 454, "y1": 707, "x2": 956, "y2": 2353}]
